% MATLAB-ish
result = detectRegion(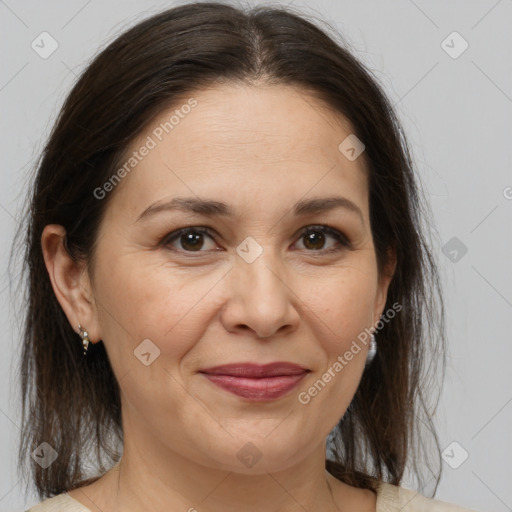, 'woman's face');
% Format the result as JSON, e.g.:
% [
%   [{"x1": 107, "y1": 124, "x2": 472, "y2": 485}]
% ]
[{"x1": 83, "y1": 83, "x2": 393, "y2": 473}]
